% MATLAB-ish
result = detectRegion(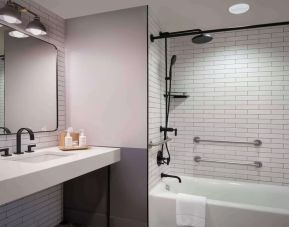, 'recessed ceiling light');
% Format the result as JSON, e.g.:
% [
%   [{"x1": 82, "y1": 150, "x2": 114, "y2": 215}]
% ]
[
  {"x1": 9, "y1": 30, "x2": 29, "y2": 38},
  {"x1": 229, "y1": 3, "x2": 250, "y2": 15}
]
